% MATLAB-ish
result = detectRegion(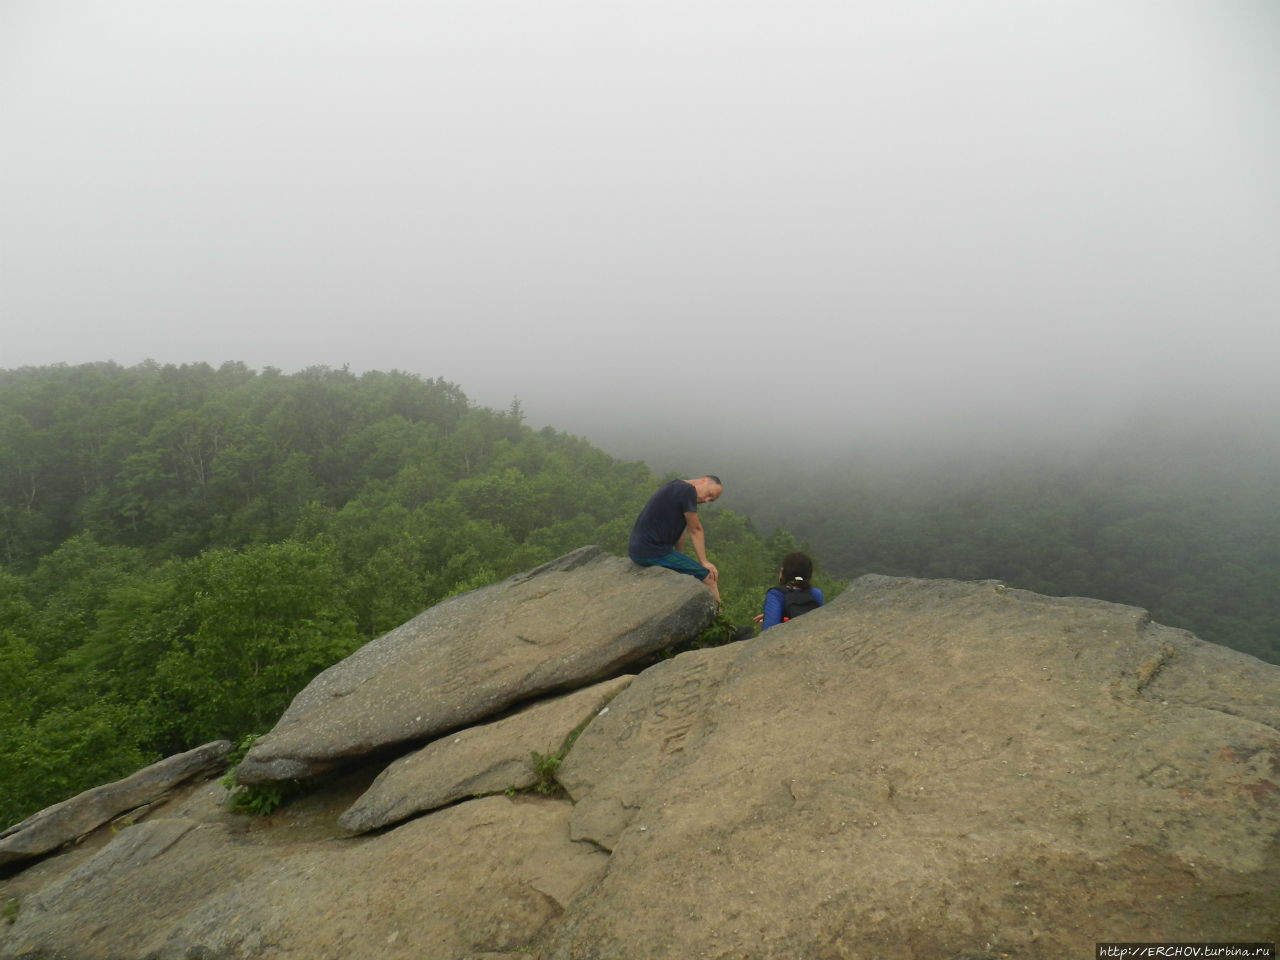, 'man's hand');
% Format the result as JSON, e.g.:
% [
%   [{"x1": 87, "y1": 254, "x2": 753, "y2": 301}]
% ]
[{"x1": 703, "y1": 562, "x2": 718, "y2": 581}]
